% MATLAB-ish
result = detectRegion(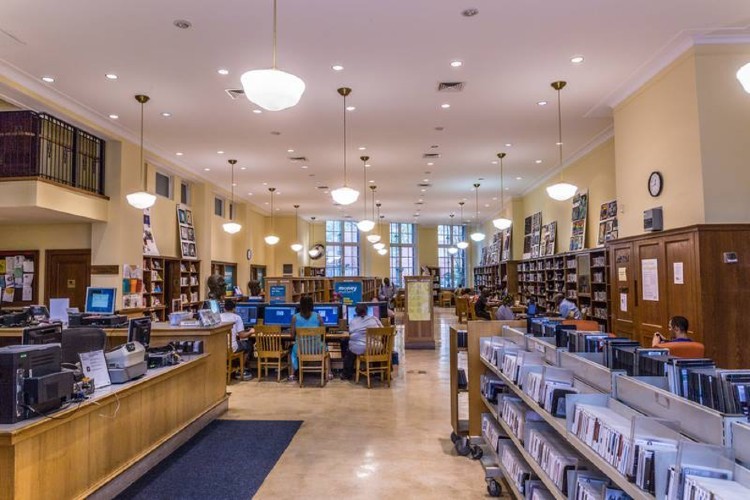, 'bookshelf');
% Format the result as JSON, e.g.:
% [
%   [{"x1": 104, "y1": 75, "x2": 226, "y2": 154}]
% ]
[
  {"x1": 211, "y1": 260, "x2": 238, "y2": 296},
  {"x1": 265, "y1": 276, "x2": 333, "y2": 303},
  {"x1": 472, "y1": 261, "x2": 518, "y2": 296},
  {"x1": 142, "y1": 256, "x2": 167, "y2": 321},
  {"x1": 424, "y1": 266, "x2": 441, "y2": 304}
]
